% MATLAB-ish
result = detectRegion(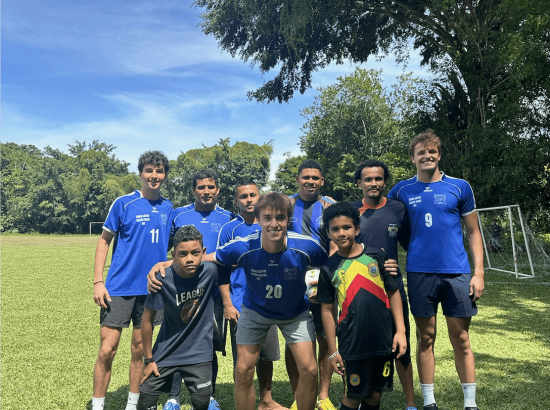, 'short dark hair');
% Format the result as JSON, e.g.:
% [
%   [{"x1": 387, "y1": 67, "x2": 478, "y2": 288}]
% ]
[
  {"x1": 354, "y1": 159, "x2": 390, "y2": 182},
  {"x1": 173, "y1": 225, "x2": 204, "y2": 248},
  {"x1": 322, "y1": 202, "x2": 360, "y2": 231},
  {"x1": 254, "y1": 193, "x2": 293, "y2": 220},
  {"x1": 138, "y1": 151, "x2": 170, "y2": 174},
  {"x1": 298, "y1": 159, "x2": 323, "y2": 176},
  {"x1": 192, "y1": 169, "x2": 218, "y2": 189},
  {"x1": 233, "y1": 178, "x2": 258, "y2": 197},
  {"x1": 409, "y1": 129, "x2": 442, "y2": 157}
]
